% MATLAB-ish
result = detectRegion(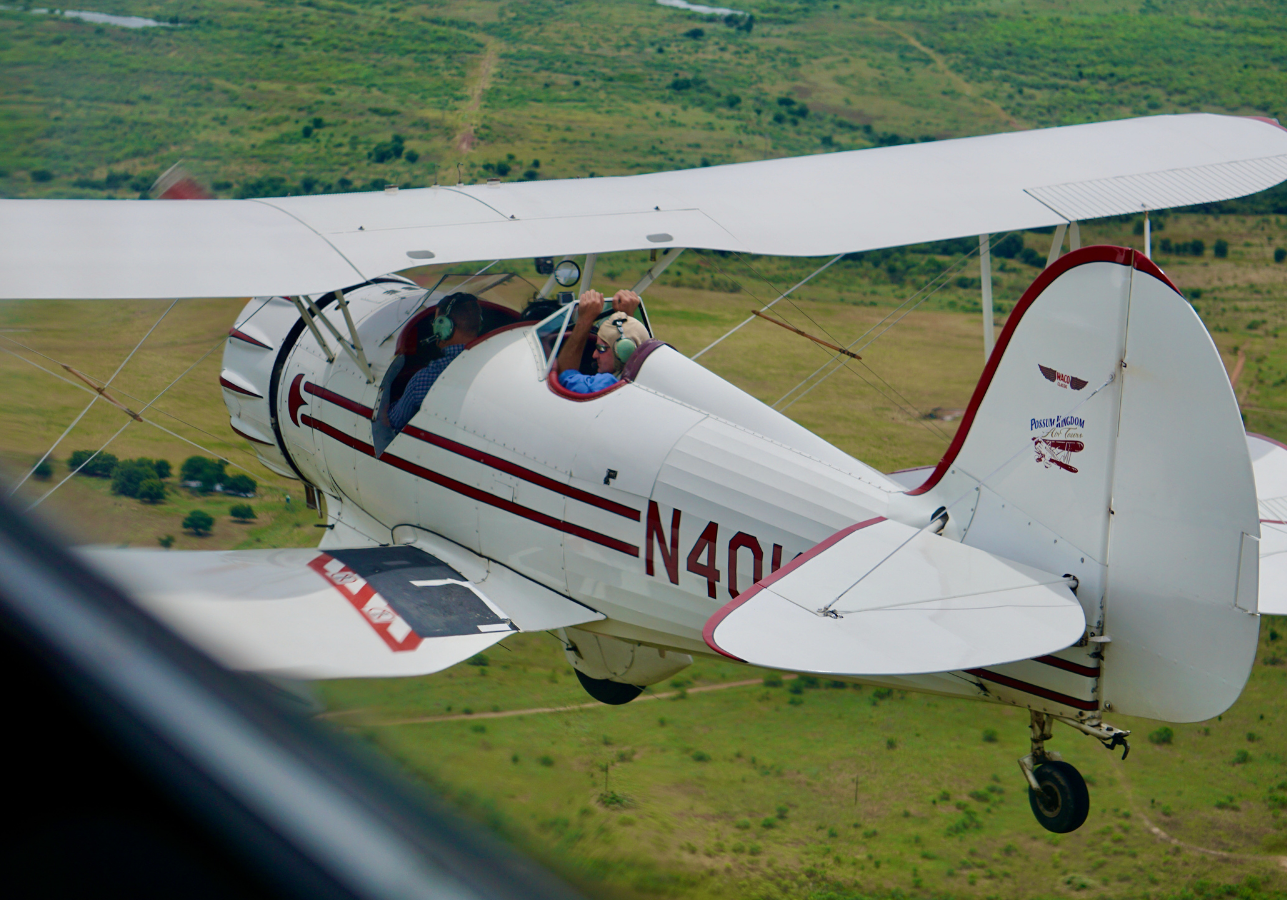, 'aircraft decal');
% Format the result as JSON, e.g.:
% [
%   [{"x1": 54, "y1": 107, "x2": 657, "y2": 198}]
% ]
[
  {"x1": 302, "y1": 413, "x2": 640, "y2": 557},
  {"x1": 307, "y1": 553, "x2": 424, "y2": 652},
  {"x1": 1030, "y1": 416, "x2": 1086, "y2": 473},
  {"x1": 645, "y1": 501, "x2": 789, "y2": 599},
  {"x1": 1038, "y1": 364, "x2": 1088, "y2": 390},
  {"x1": 300, "y1": 380, "x2": 640, "y2": 521}
]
